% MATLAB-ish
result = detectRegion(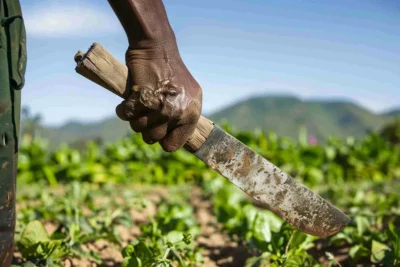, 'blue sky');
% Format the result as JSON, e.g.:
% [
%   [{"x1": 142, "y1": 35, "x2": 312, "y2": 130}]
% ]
[{"x1": 20, "y1": 0, "x2": 400, "y2": 126}]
